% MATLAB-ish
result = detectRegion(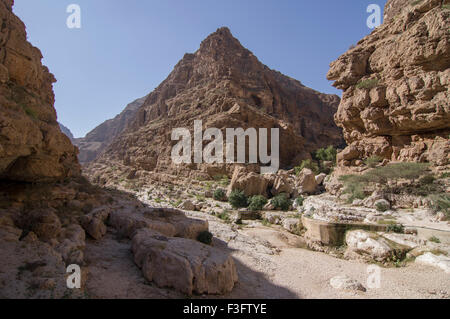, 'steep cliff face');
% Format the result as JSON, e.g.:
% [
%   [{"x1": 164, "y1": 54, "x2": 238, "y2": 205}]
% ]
[
  {"x1": 74, "y1": 96, "x2": 147, "y2": 164},
  {"x1": 59, "y1": 123, "x2": 74, "y2": 142},
  {"x1": 0, "y1": 0, "x2": 80, "y2": 182},
  {"x1": 328, "y1": 0, "x2": 449, "y2": 167},
  {"x1": 90, "y1": 27, "x2": 343, "y2": 182}
]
